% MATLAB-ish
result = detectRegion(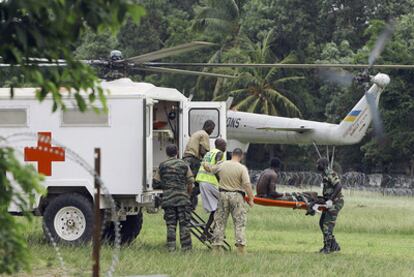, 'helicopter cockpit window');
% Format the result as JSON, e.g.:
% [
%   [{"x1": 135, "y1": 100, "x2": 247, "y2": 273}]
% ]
[{"x1": 189, "y1": 108, "x2": 219, "y2": 138}]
